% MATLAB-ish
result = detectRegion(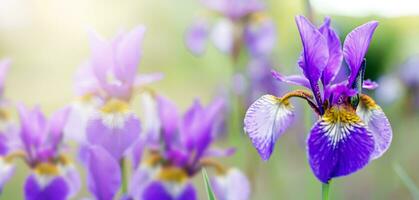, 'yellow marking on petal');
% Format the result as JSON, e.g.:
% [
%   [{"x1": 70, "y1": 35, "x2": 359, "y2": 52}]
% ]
[
  {"x1": 57, "y1": 154, "x2": 72, "y2": 166},
  {"x1": 249, "y1": 12, "x2": 268, "y2": 23},
  {"x1": 0, "y1": 108, "x2": 10, "y2": 120},
  {"x1": 157, "y1": 166, "x2": 188, "y2": 183},
  {"x1": 323, "y1": 105, "x2": 362, "y2": 124},
  {"x1": 3, "y1": 150, "x2": 26, "y2": 163},
  {"x1": 101, "y1": 99, "x2": 130, "y2": 114},
  {"x1": 359, "y1": 94, "x2": 378, "y2": 109},
  {"x1": 200, "y1": 158, "x2": 228, "y2": 175},
  {"x1": 34, "y1": 162, "x2": 60, "y2": 176}
]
